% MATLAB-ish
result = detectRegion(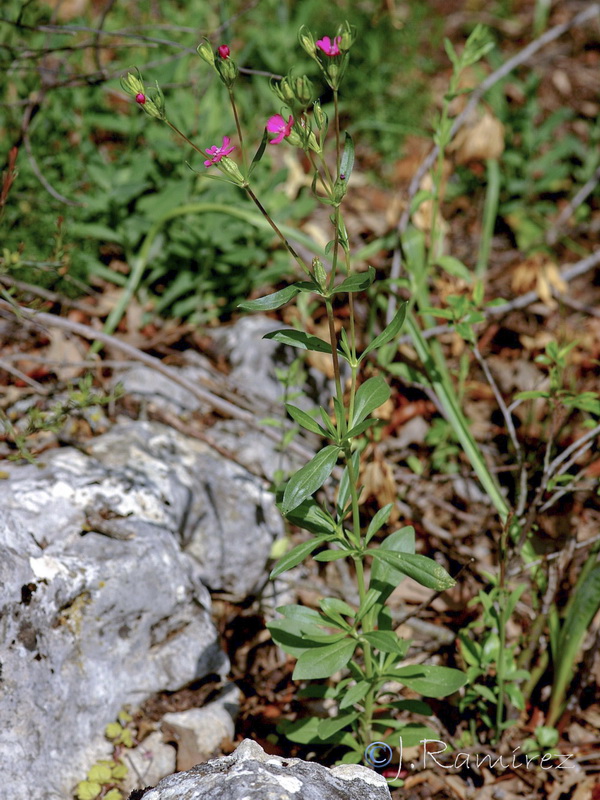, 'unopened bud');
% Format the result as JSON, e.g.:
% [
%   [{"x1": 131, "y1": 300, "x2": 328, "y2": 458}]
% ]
[
  {"x1": 197, "y1": 39, "x2": 215, "y2": 67},
  {"x1": 215, "y1": 54, "x2": 239, "y2": 88},
  {"x1": 337, "y1": 21, "x2": 356, "y2": 52},
  {"x1": 218, "y1": 44, "x2": 230, "y2": 59},
  {"x1": 270, "y1": 76, "x2": 295, "y2": 106},
  {"x1": 135, "y1": 93, "x2": 146, "y2": 104},
  {"x1": 312, "y1": 257, "x2": 327, "y2": 290},
  {"x1": 218, "y1": 156, "x2": 247, "y2": 187},
  {"x1": 294, "y1": 75, "x2": 313, "y2": 108},
  {"x1": 298, "y1": 26, "x2": 317, "y2": 58},
  {"x1": 313, "y1": 100, "x2": 327, "y2": 131}
]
